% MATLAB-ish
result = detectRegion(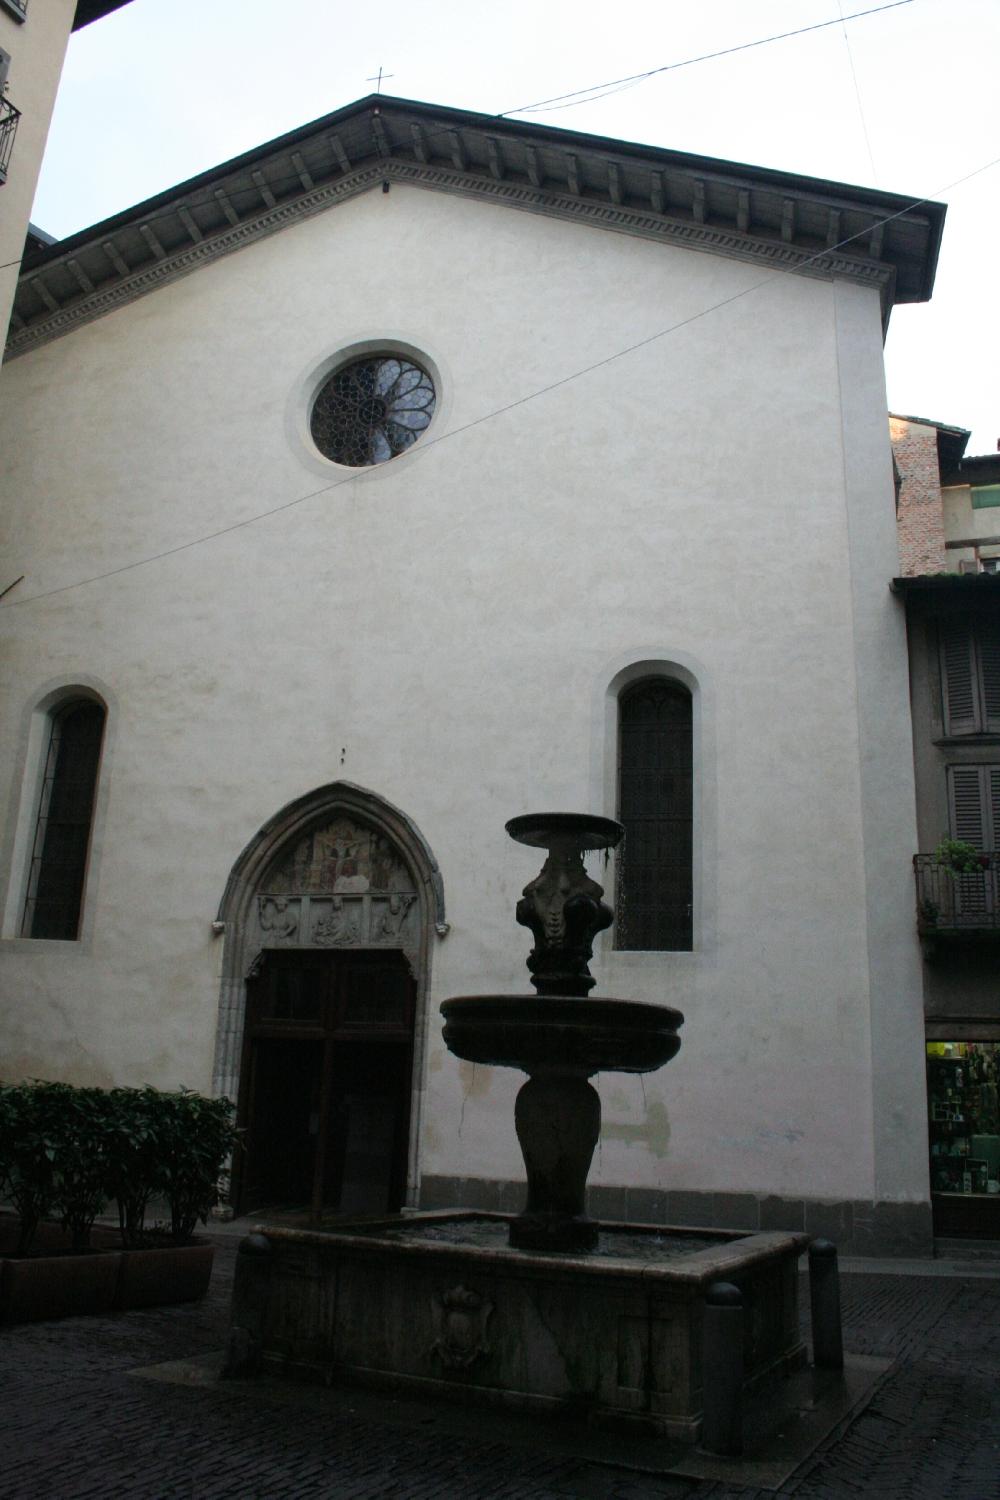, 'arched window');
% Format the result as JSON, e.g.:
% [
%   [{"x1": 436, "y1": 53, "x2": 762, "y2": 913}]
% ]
[
  {"x1": 617, "y1": 679, "x2": 692, "y2": 951},
  {"x1": 21, "y1": 698, "x2": 106, "y2": 940}
]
